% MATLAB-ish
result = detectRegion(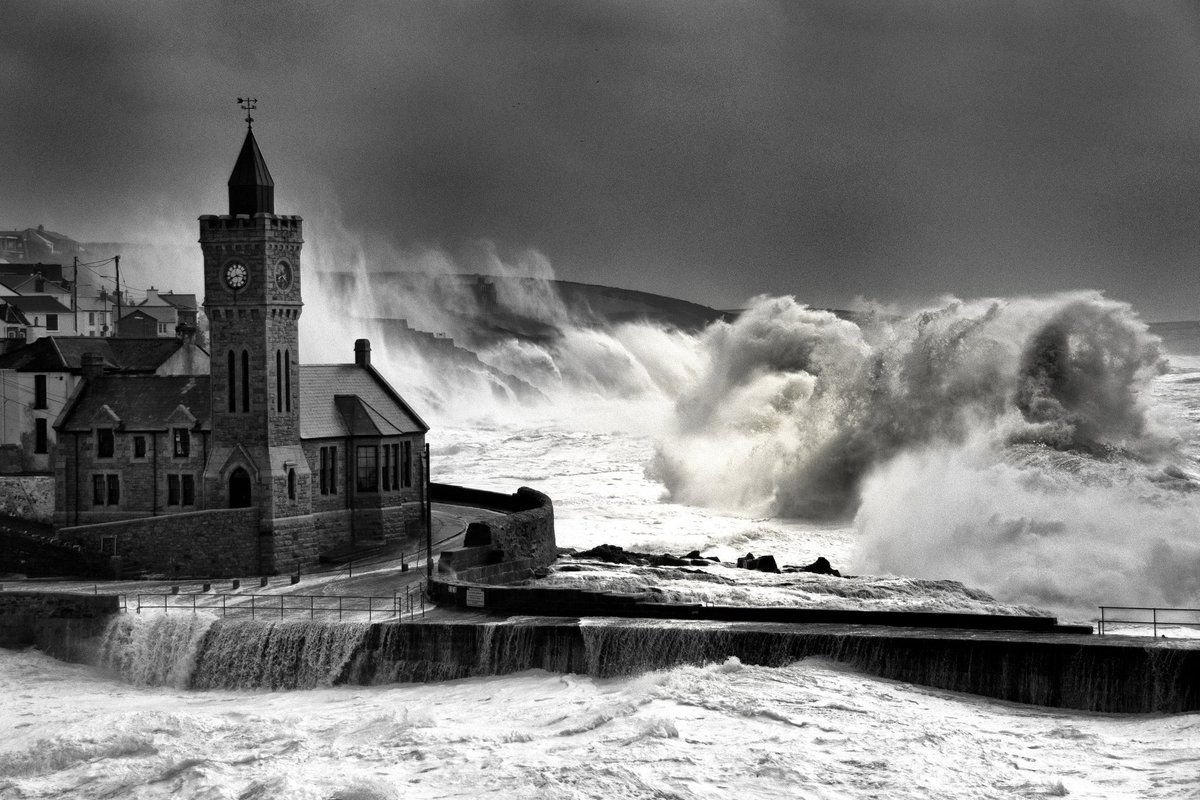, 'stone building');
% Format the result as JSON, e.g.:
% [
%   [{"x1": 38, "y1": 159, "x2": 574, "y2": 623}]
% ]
[{"x1": 51, "y1": 124, "x2": 430, "y2": 577}]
